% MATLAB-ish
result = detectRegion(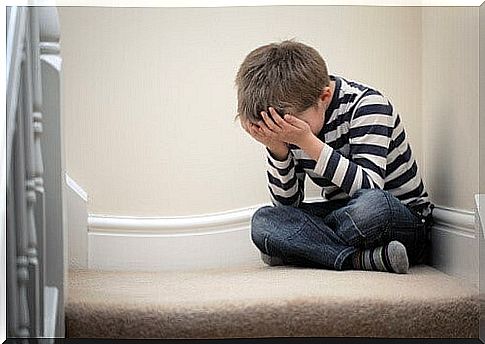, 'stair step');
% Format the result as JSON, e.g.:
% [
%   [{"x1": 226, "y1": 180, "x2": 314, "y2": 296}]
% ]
[{"x1": 66, "y1": 262, "x2": 479, "y2": 339}]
